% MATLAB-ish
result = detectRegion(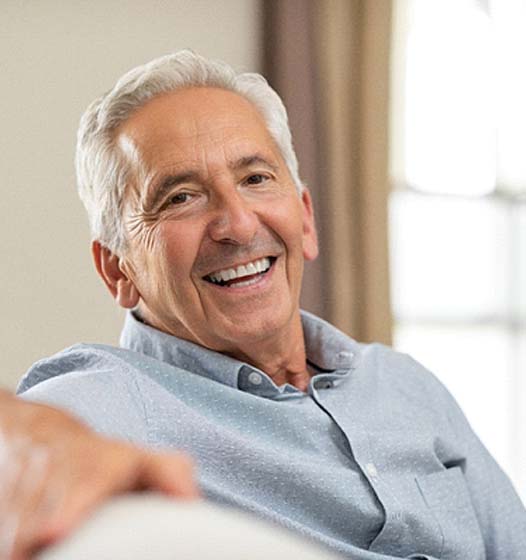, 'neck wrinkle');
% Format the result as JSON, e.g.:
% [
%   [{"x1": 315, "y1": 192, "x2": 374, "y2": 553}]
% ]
[{"x1": 224, "y1": 311, "x2": 310, "y2": 391}]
